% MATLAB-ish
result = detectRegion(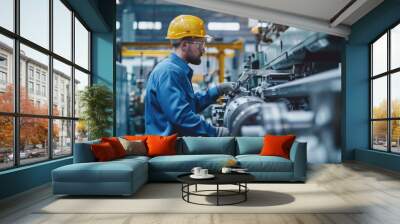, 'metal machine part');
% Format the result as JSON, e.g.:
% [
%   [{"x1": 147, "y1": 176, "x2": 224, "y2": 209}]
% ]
[
  {"x1": 223, "y1": 96, "x2": 314, "y2": 136},
  {"x1": 223, "y1": 96, "x2": 264, "y2": 131},
  {"x1": 221, "y1": 68, "x2": 340, "y2": 136}
]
